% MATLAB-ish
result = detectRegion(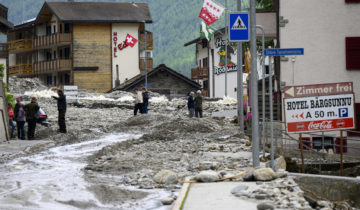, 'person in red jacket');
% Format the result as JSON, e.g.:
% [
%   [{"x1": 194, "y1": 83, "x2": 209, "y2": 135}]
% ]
[{"x1": 8, "y1": 102, "x2": 15, "y2": 139}]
